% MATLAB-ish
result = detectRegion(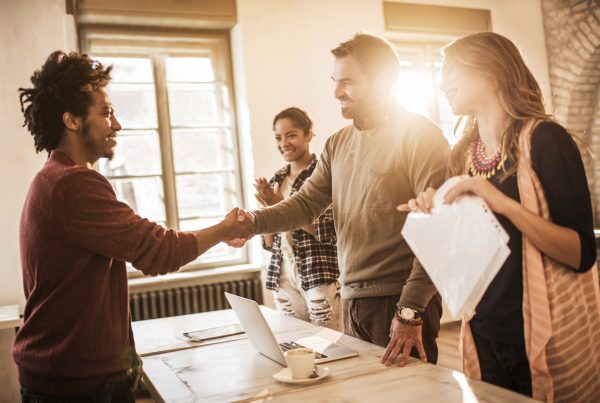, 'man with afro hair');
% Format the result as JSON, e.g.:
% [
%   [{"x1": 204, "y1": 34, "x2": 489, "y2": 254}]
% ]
[{"x1": 14, "y1": 51, "x2": 253, "y2": 402}]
